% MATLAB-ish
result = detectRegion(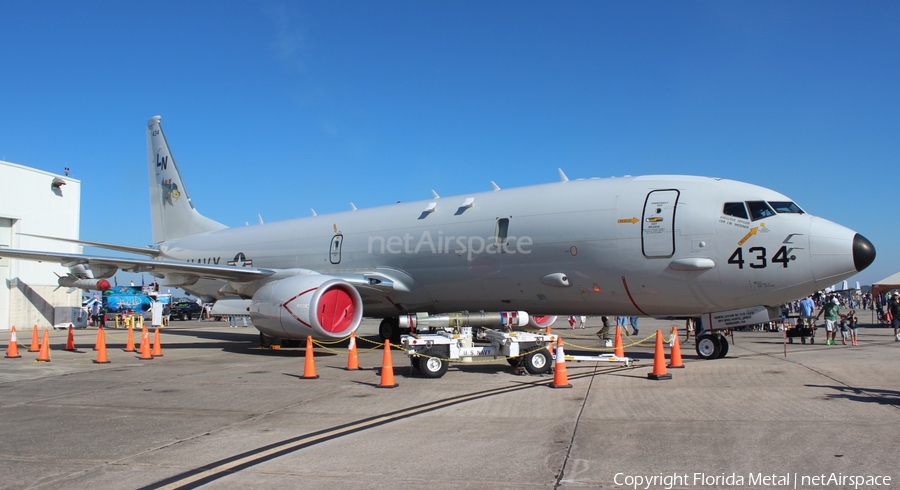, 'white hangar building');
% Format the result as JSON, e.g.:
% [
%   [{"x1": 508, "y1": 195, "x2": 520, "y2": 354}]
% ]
[{"x1": 0, "y1": 160, "x2": 82, "y2": 331}]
